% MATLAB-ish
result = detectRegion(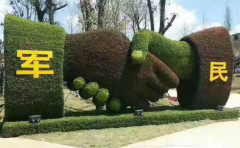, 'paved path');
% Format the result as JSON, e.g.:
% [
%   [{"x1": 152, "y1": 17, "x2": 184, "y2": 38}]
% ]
[
  {"x1": 121, "y1": 118, "x2": 240, "y2": 148},
  {"x1": 0, "y1": 137, "x2": 79, "y2": 148}
]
